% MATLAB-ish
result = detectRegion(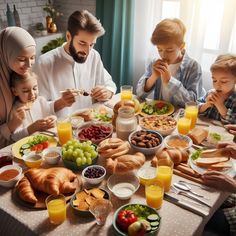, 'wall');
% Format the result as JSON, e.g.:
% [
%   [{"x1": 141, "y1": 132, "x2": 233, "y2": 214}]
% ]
[
  {"x1": 0, "y1": 0, "x2": 48, "y2": 31},
  {"x1": 0, "y1": 0, "x2": 96, "y2": 32},
  {"x1": 55, "y1": 0, "x2": 96, "y2": 32}
]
